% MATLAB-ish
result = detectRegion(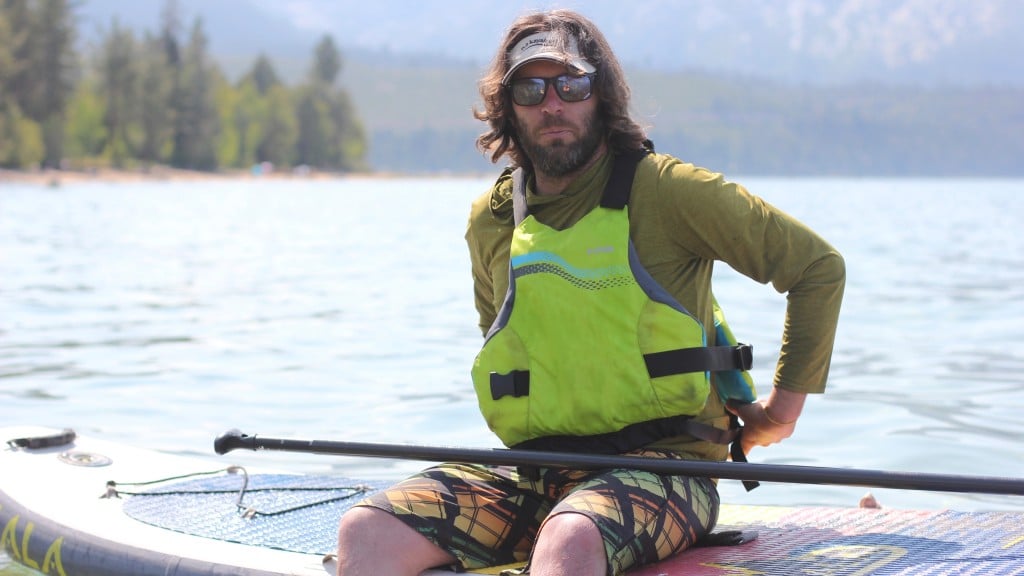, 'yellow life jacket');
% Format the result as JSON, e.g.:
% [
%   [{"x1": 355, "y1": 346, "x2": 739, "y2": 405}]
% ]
[{"x1": 472, "y1": 149, "x2": 753, "y2": 455}]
